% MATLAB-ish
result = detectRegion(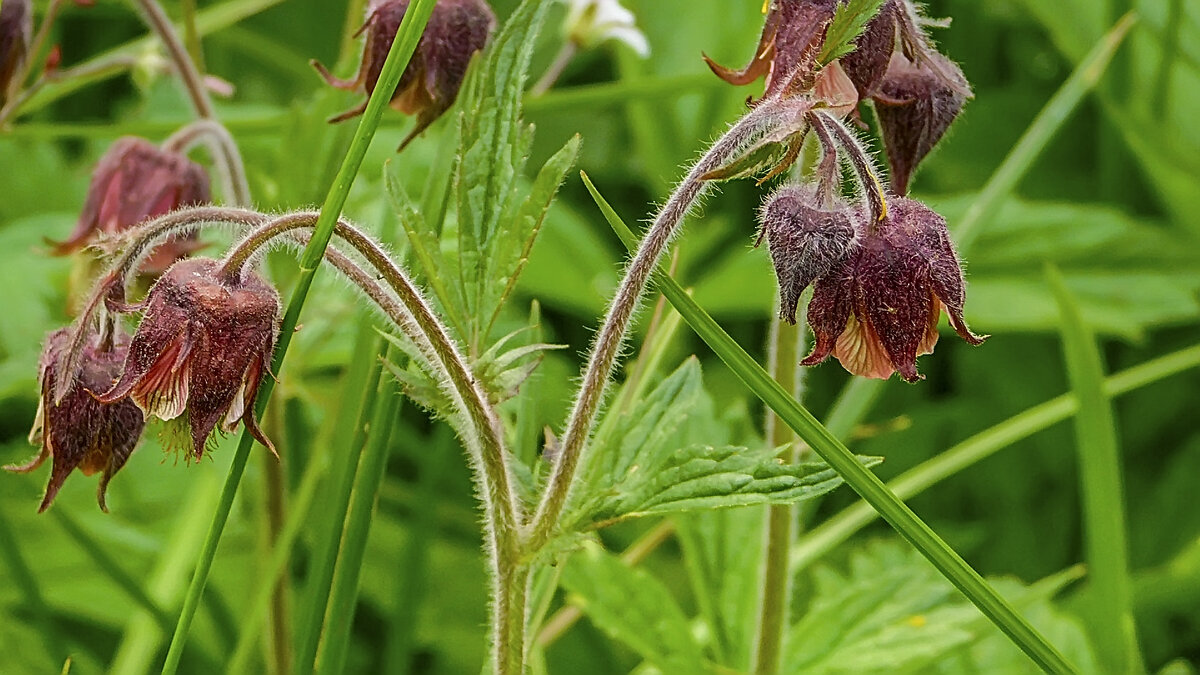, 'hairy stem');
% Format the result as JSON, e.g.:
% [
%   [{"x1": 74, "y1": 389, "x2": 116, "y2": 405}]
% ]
[
  {"x1": 162, "y1": 119, "x2": 252, "y2": 206},
  {"x1": 809, "y1": 110, "x2": 887, "y2": 226},
  {"x1": 221, "y1": 211, "x2": 523, "y2": 549},
  {"x1": 527, "y1": 102, "x2": 790, "y2": 551},
  {"x1": 131, "y1": 0, "x2": 215, "y2": 119}
]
